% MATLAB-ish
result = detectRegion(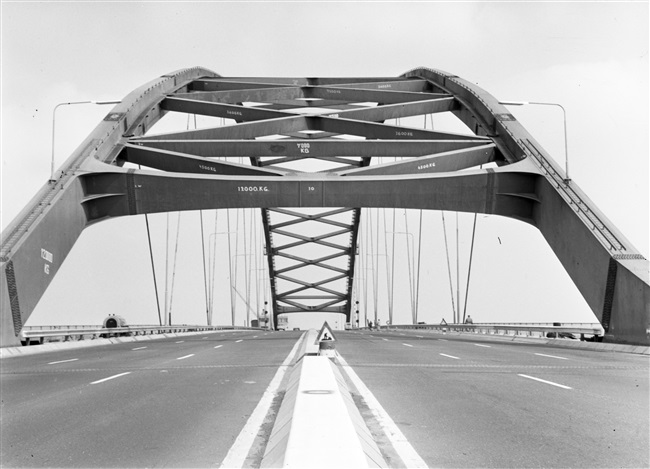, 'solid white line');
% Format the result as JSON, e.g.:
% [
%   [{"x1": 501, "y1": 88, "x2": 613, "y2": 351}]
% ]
[
  {"x1": 48, "y1": 358, "x2": 79, "y2": 365},
  {"x1": 235, "y1": 339, "x2": 243, "y2": 343},
  {"x1": 220, "y1": 332, "x2": 306, "y2": 468},
  {"x1": 534, "y1": 353, "x2": 568, "y2": 360},
  {"x1": 474, "y1": 344, "x2": 491, "y2": 348},
  {"x1": 518, "y1": 374, "x2": 572, "y2": 390},
  {"x1": 132, "y1": 346, "x2": 147, "y2": 351},
  {"x1": 177, "y1": 354, "x2": 195, "y2": 360},
  {"x1": 440, "y1": 353, "x2": 460, "y2": 360},
  {"x1": 338, "y1": 354, "x2": 428, "y2": 468},
  {"x1": 214, "y1": 345, "x2": 223, "y2": 349},
  {"x1": 91, "y1": 372, "x2": 131, "y2": 385},
  {"x1": 403, "y1": 343, "x2": 414, "y2": 347}
]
